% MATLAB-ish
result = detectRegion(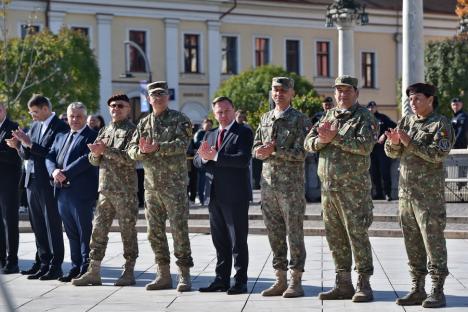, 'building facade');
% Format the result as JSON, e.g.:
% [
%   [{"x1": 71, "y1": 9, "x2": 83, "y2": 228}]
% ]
[{"x1": 4, "y1": 0, "x2": 459, "y2": 123}]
